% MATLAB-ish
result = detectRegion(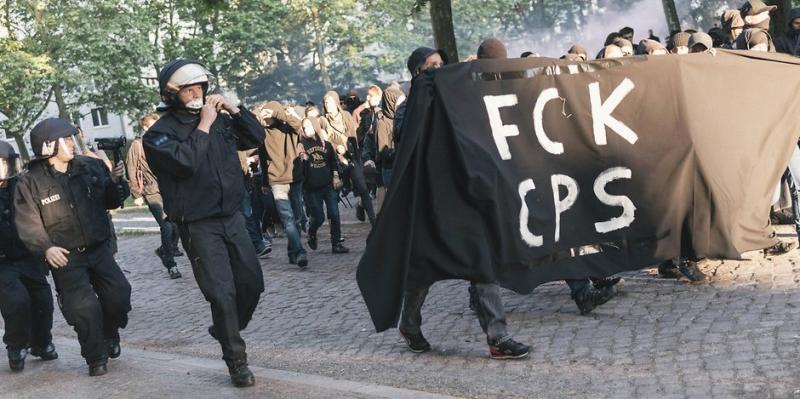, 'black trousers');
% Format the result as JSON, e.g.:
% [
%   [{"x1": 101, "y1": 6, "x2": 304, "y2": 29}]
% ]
[
  {"x1": 0, "y1": 259, "x2": 54, "y2": 351},
  {"x1": 145, "y1": 193, "x2": 179, "y2": 269},
  {"x1": 178, "y1": 213, "x2": 264, "y2": 364},
  {"x1": 50, "y1": 241, "x2": 131, "y2": 365},
  {"x1": 349, "y1": 163, "x2": 376, "y2": 224}
]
